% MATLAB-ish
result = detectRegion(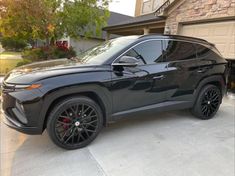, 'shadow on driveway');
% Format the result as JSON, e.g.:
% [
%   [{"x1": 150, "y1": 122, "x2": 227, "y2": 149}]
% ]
[{"x1": 1, "y1": 99, "x2": 234, "y2": 176}]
